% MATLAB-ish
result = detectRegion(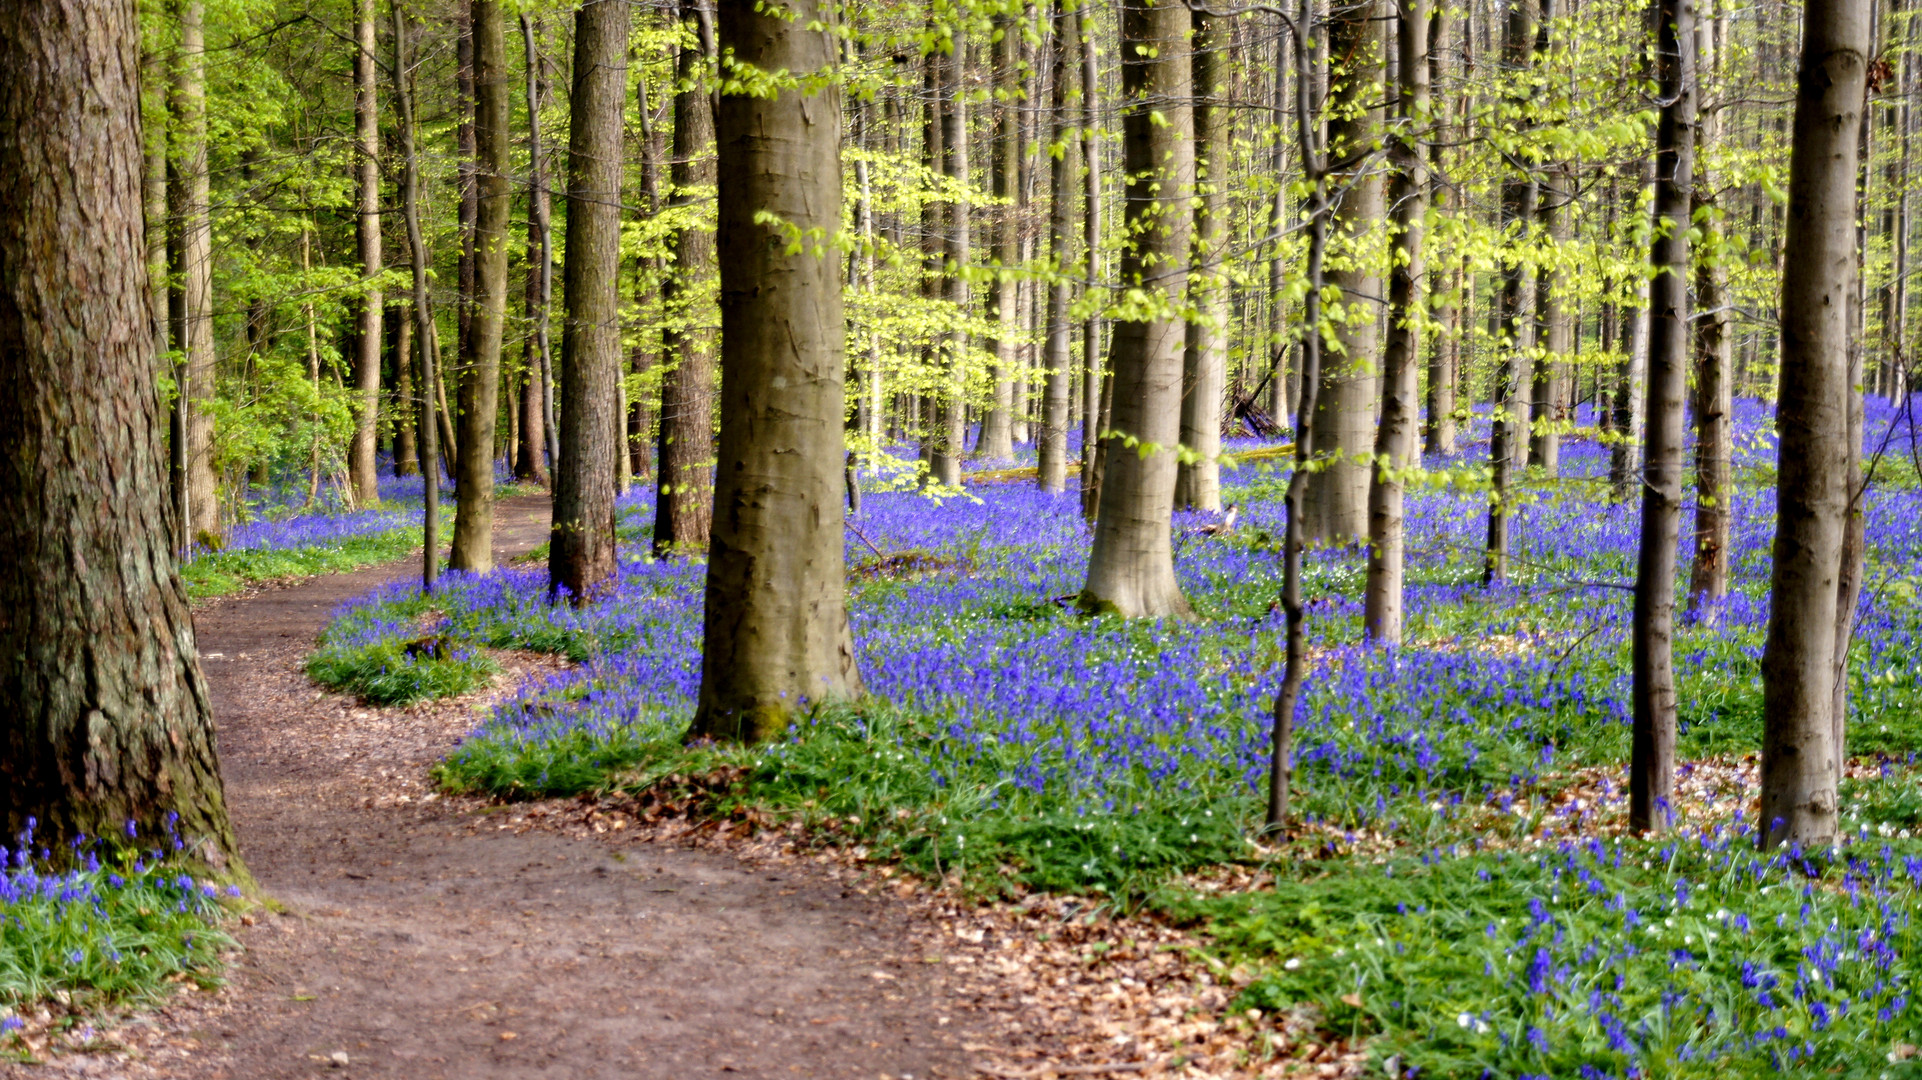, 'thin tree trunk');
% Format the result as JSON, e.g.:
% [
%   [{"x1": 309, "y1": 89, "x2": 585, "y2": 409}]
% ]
[
  {"x1": 392, "y1": 300, "x2": 420, "y2": 476},
  {"x1": 392, "y1": 4, "x2": 441, "y2": 594},
  {"x1": 1759, "y1": 0, "x2": 1865, "y2": 850},
  {"x1": 1423, "y1": 7, "x2": 1457, "y2": 457},
  {"x1": 933, "y1": 33, "x2": 972, "y2": 487},
  {"x1": 349, "y1": 0, "x2": 384, "y2": 505},
  {"x1": 168, "y1": 0, "x2": 218, "y2": 543},
  {"x1": 0, "y1": 0, "x2": 242, "y2": 864},
  {"x1": 451, "y1": 0, "x2": 508, "y2": 573},
  {"x1": 978, "y1": 13, "x2": 1019, "y2": 461},
  {"x1": 655, "y1": 0, "x2": 717, "y2": 556},
  {"x1": 1364, "y1": 0, "x2": 1429, "y2": 645},
  {"x1": 692, "y1": 0, "x2": 861, "y2": 742},
  {"x1": 1689, "y1": 16, "x2": 1733, "y2": 611},
  {"x1": 1076, "y1": 0, "x2": 1193, "y2": 619},
  {"x1": 1484, "y1": 0, "x2": 1539, "y2": 584},
  {"x1": 1037, "y1": 0, "x2": 1078, "y2": 494},
  {"x1": 1080, "y1": 3, "x2": 1104, "y2": 499},
  {"x1": 549, "y1": 0, "x2": 627, "y2": 604},
  {"x1": 519, "y1": 14, "x2": 554, "y2": 485},
  {"x1": 1630, "y1": 0, "x2": 1696, "y2": 836},
  {"x1": 1176, "y1": 8, "x2": 1227, "y2": 513},
  {"x1": 1530, "y1": 168, "x2": 1566, "y2": 476},
  {"x1": 456, "y1": 8, "x2": 477, "y2": 373}
]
